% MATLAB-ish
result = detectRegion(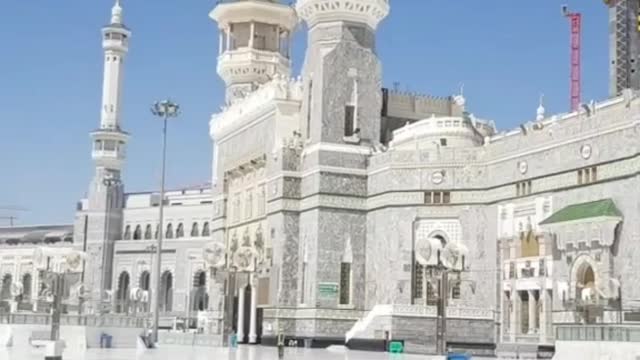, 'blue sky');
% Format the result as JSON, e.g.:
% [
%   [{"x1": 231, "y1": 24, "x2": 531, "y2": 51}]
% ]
[{"x1": 0, "y1": 1, "x2": 609, "y2": 225}]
